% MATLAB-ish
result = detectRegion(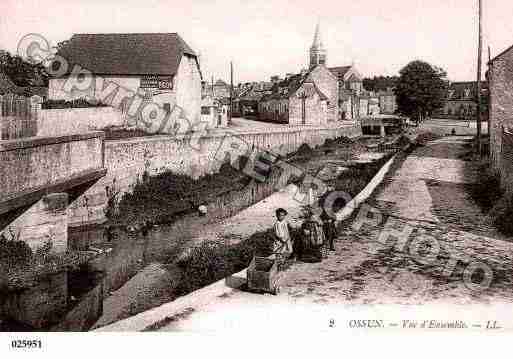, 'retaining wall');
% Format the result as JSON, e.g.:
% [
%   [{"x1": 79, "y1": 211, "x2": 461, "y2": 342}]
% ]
[{"x1": 68, "y1": 124, "x2": 361, "y2": 226}]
